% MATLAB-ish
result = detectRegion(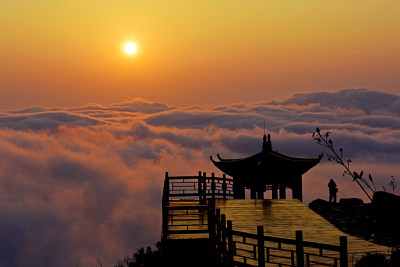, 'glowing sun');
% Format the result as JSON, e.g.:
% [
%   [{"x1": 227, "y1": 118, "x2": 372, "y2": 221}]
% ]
[{"x1": 124, "y1": 42, "x2": 137, "y2": 55}]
